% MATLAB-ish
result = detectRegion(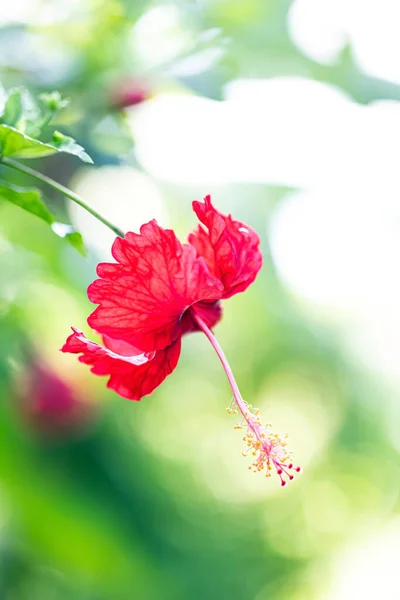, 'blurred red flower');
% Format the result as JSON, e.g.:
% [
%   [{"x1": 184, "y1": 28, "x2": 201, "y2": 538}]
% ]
[
  {"x1": 18, "y1": 359, "x2": 93, "y2": 436},
  {"x1": 62, "y1": 195, "x2": 262, "y2": 401},
  {"x1": 110, "y1": 80, "x2": 149, "y2": 109}
]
